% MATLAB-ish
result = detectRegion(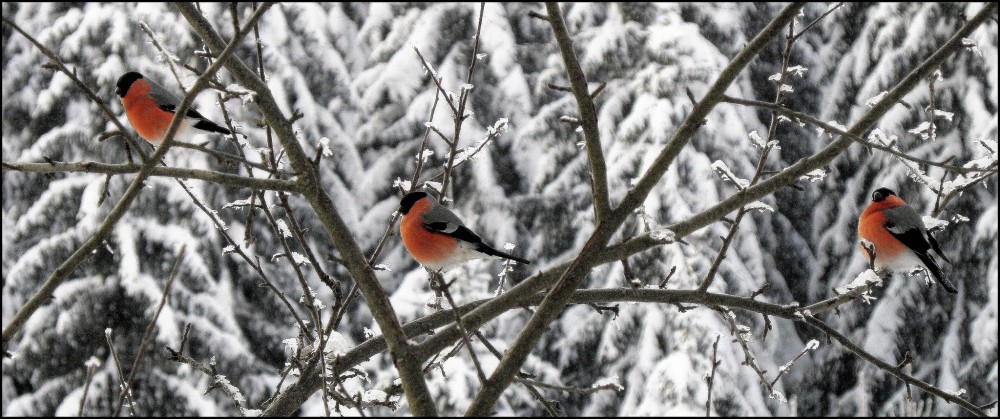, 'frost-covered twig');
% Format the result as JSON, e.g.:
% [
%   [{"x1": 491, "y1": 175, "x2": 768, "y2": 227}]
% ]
[
  {"x1": 139, "y1": 22, "x2": 187, "y2": 90},
  {"x1": 113, "y1": 245, "x2": 186, "y2": 417},
  {"x1": 801, "y1": 313, "x2": 988, "y2": 416},
  {"x1": 177, "y1": 3, "x2": 438, "y2": 413},
  {"x1": 513, "y1": 375, "x2": 622, "y2": 396},
  {"x1": 439, "y1": 3, "x2": 486, "y2": 203},
  {"x1": 698, "y1": 17, "x2": 793, "y2": 292},
  {"x1": 413, "y1": 47, "x2": 460, "y2": 117},
  {"x1": 77, "y1": 356, "x2": 101, "y2": 416},
  {"x1": 715, "y1": 307, "x2": 778, "y2": 399},
  {"x1": 259, "y1": 198, "x2": 323, "y2": 340},
  {"x1": 164, "y1": 347, "x2": 250, "y2": 416},
  {"x1": 175, "y1": 175, "x2": 312, "y2": 337},
  {"x1": 930, "y1": 166, "x2": 999, "y2": 217},
  {"x1": 719, "y1": 95, "x2": 993, "y2": 174},
  {"x1": 768, "y1": 339, "x2": 819, "y2": 388},
  {"x1": 789, "y1": 3, "x2": 844, "y2": 42},
  {"x1": 803, "y1": 269, "x2": 882, "y2": 314},
  {"x1": 704, "y1": 334, "x2": 721, "y2": 416}
]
